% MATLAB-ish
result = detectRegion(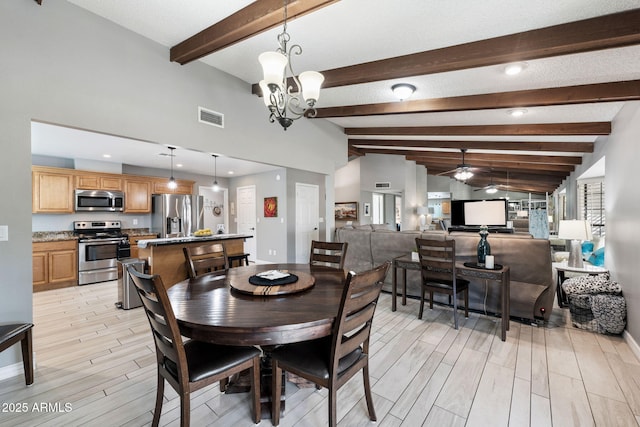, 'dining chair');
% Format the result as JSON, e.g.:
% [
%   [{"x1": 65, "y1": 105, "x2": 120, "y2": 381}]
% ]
[
  {"x1": 0, "y1": 323, "x2": 34, "y2": 386},
  {"x1": 183, "y1": 243, "x2": 229, "y2": 279},
  {"x1": 415, "y1": 237, "x2": 469, "y2": 329},
  {"x1": 270, "y1": 261, "x2": 390, "y2": 427},
  {"x1": 309, "y1": 240, "x2": 348, "y2": 270},
  {"x1": 126, "y1": 266, "x2": 261, "y2": 427}
]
